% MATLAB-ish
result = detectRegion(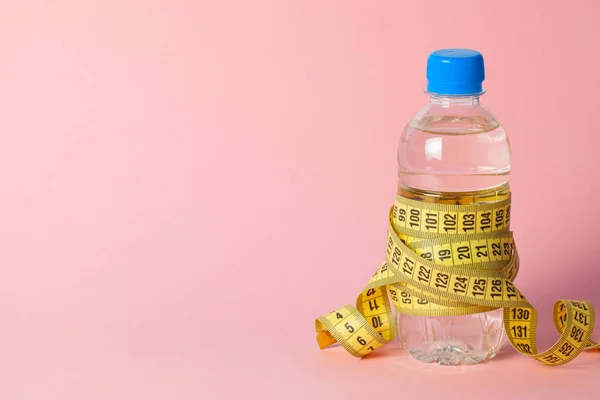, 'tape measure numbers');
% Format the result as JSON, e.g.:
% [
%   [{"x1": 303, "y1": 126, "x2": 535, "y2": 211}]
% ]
[{"x1": 315, "y1": 194, "x2": 599, "y2": 365}]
